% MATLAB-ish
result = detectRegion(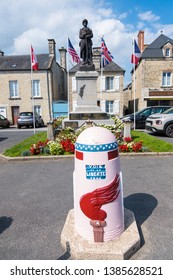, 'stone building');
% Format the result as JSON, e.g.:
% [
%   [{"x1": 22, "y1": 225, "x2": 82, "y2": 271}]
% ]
[
  {"x1": 0, "y1": 40, "x2": 67, "y2": 124},
  {"x1": 68, "y1": 47, "x2": 125, "y2": 118},
  {"x1": 123, "y1": 83, "x2": 132, "y2": 114},
  {"x1": 131, "y1": 30, "x2": 173, "y2": 111}
]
